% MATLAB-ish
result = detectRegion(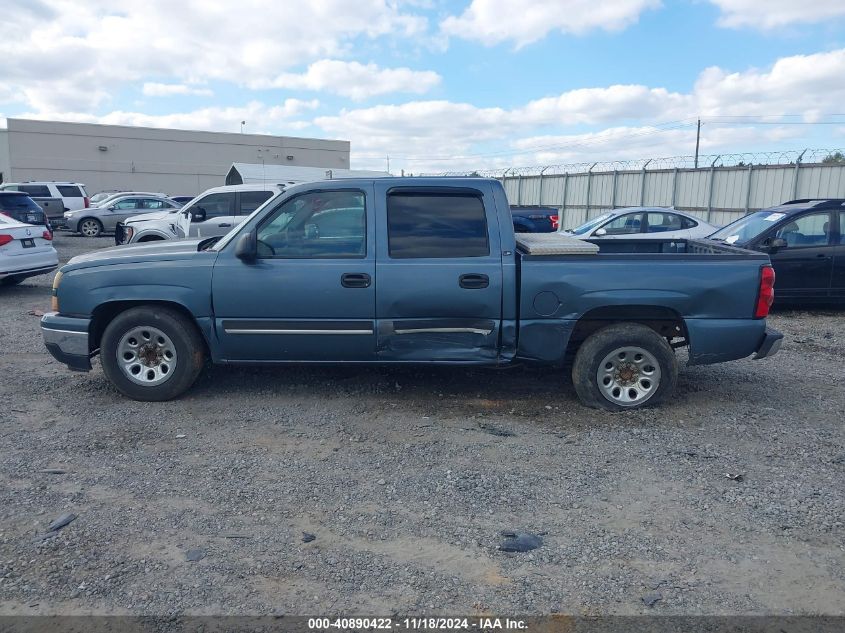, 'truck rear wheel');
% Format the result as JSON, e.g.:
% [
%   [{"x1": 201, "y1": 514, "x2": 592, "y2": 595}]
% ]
[
  {"x1": 100, "y1": 306, "x2": 205, "y2": 401},
  {"x1": 572, "y1": 323, "x2": 678, "y2": 411}
]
